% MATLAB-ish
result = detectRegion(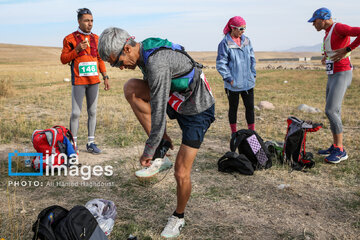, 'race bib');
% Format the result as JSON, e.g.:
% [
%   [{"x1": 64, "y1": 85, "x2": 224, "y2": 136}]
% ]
[
  {"x1": 78, "y1": 62, "x2": 98, "y2": 77},
  {"x1": 200, "y1": 72, "x2": 213, "y2": 96},
  {"x1": 168, "y1": 92, "x2": 185, "y2": 112},
  {"x1": 326, "y1": 60, "x2": 334, "y2": 75}
]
